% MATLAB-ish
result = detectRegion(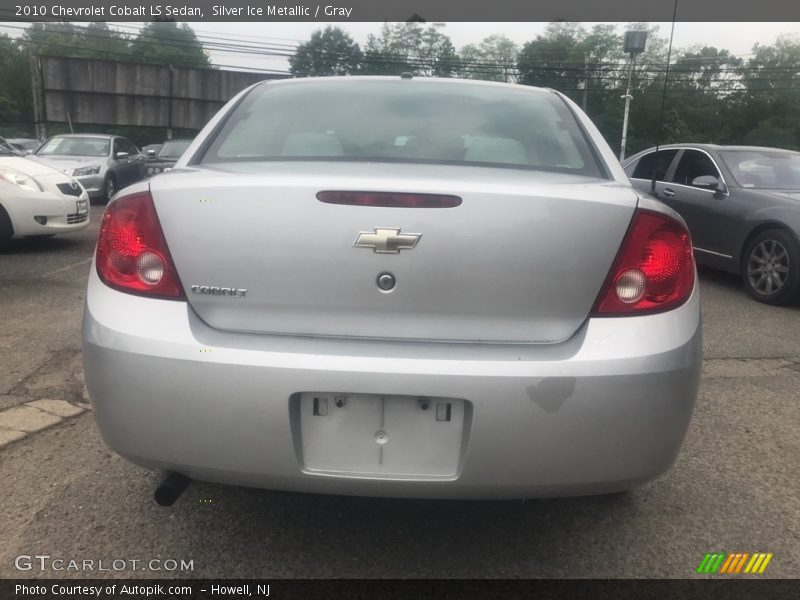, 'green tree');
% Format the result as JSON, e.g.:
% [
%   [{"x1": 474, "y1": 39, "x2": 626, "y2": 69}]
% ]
[
  {"x1": 515, "y1": 23, "x2": 627, "y2": 144},
  {"x1": 656, "y1": 47, "x2": 743, "y2": 145},
  {"x1": 362, "y1": 23, "x2": 415, "y2": 75},
  {"x1": 671, "y1": 46, "x2": 742, "y2": 91},
  {"x1": 460, "y1": 35, "x2": 519, "y2": 82},
  {"x1": 742, "y1": 35, "x2": 800, "y2": 99},
  {"x1": 24, "y1": 22, "x2": 130, "y2": 60},
  {"x1": 576, "y1": 24, "x2": 624, "y2": 90},
  {"x1": 0, "y1": 34, "x2": 31, "y2": 132},
  {"x1": 289, "y1": 26, "x2": 362, "y2": 76},
  {"x1": 362, "y1": 23, "x2": 459, "y2": 76},
  {"x1": 659, "y1": 108, "x2": 694, "y2": 143},
  {"x1": 25, "y1": 22, "x2": 85, "y2": 57},
  {"x1": 420, "y1": 25, "x2": 459, "y2": 77},
  {"x1": 736, "y1": 35, "x2": 800, "y2": 149},
  {"x1": 23, "y1": 22, "x2": 210, "y2": 68},
  {"x1": 741, "y1": 116, "x2": 797, "y2": 148},
  {"x1": 83, "y1": 23, "x2": 131, "y2": 58},
  {"x1": 517, "y1": 22, "x2": 586, "y2": 91},
  {"x1": 129, "y1": 22, "x2": 210, "y2": 68}
]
